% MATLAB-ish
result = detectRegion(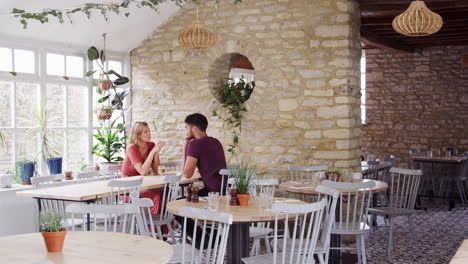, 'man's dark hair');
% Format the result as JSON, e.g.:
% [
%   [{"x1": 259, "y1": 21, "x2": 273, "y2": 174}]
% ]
[{"x1": 185, "y1": 113, "x2": 208, "y2": 132}]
